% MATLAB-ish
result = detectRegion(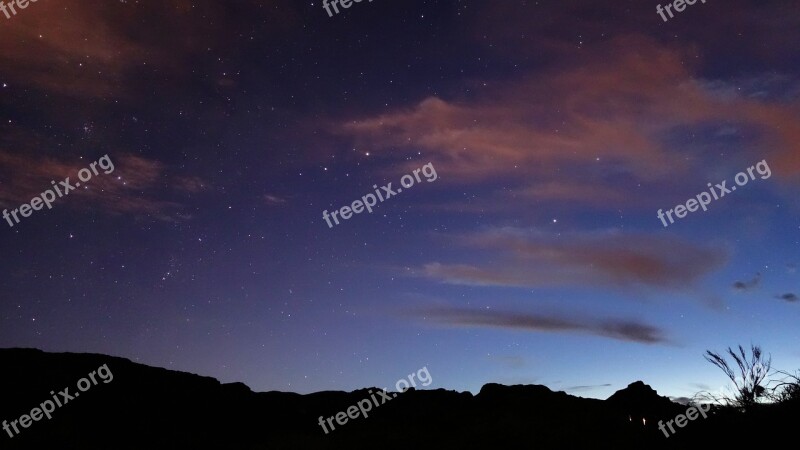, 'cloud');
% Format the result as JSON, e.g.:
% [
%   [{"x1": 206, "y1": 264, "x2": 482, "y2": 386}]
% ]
[
  {"x1": 418, "y1": 228, "x2": 727, "y2": 291},
  {"x1": 337, "y1": 35, "x2": 800, "y2": 191},
  {"x1": 777, "y1": 293, "x2": 798, "y2": 302},
  {"x1": 0, "y1": 151, "x2": 203, "y2": 221},
  {"x1": 263, "y1": 194, "x2": 287, "y2": 205},
  {"x1": 670, "y1": 396, "x2": 693, "y2": 405},
  {"x1": 413, "y1": 308, "x2": 670, "y2": 345},
  {"x1": 733, "y1": 273, "x2": 762, "y2": 291},
  {"x1": 0, "y1": 0, "x2": 298, "y2": 99},
  {"x1": 565, "y1": 384, "x2": 613, "y2": 393},
  {"x1": 0, "y1": 0, "x2": 146, "y2": 98},
  {"x1": 512, "y1": 182, "x2": 628, "y2": 206},
  {"x1": 173, "y1": 177, "x2": 208, "y2": 193},
  {"x1": 339, "y1": 38, "x2": 684, "y2": 182}
]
